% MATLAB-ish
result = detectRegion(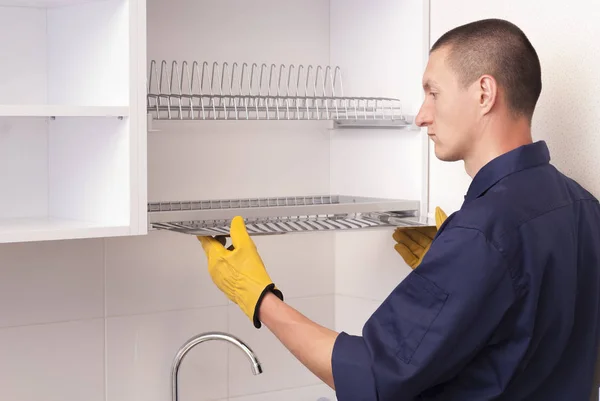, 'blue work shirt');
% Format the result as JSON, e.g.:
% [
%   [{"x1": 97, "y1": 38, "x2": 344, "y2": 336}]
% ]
[{"x1": 332, "y1": 141, "x2": 600, "y2": 400}]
